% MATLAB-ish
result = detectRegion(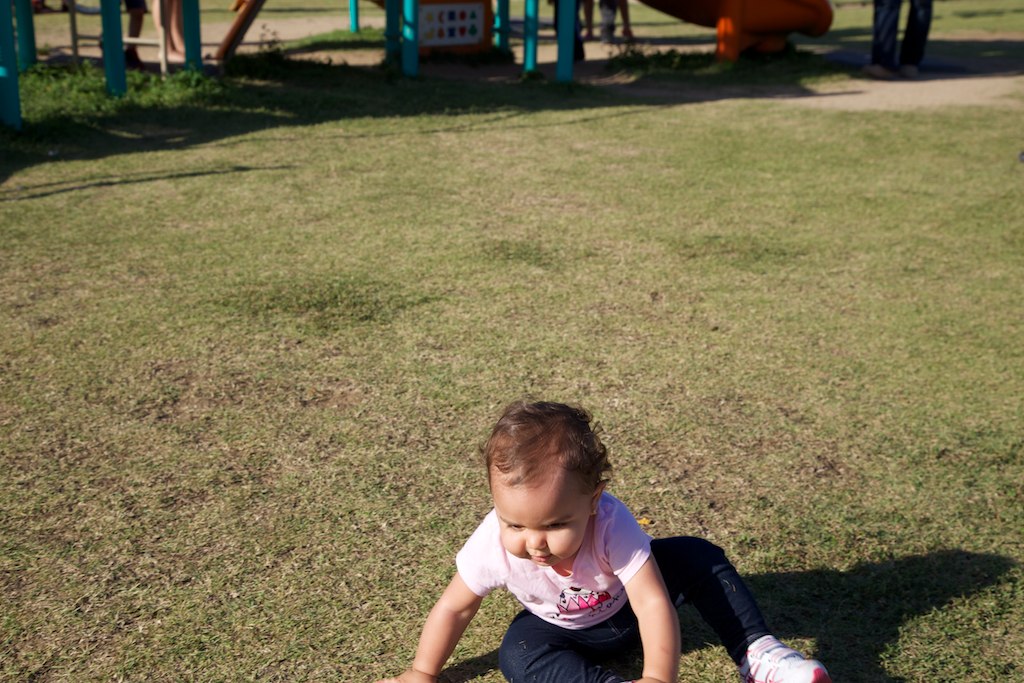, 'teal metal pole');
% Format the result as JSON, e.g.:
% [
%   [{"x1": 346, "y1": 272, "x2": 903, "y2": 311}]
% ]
[
  {"x1": 99, "y1": 0, "x2": 126, "y2": 95},
  {"x1": 523, "y1": 0, "x2": 538, "y2": 72},
  {"x1": 494, "y1": 0, "x2": 509, "y2": 52},
  {"x1": 385, "y1": 0, "x2": 400, "y2": 63},
  {"x1": 182, "y1": 0, "x2": 202, "y2": 71},
  {"x1": 555, "y1": 0, "x2": 573, "y2": 82},
  {"x1": 1, "y1": 0, "x2": 22, "y2": 130},
  {"x1": 401, "y1": 0, "x2": 418, "y2": 77},
  {"x1": 349, "y1": 0, "x2": 359, "y2": 32},
  {"x1": 12, "y1": 0, "x2": 35, "y2": 71}
]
